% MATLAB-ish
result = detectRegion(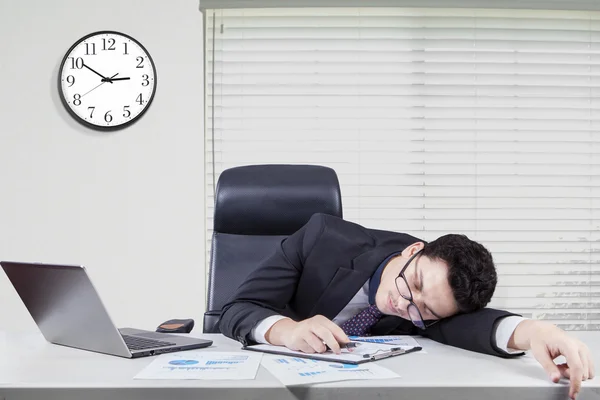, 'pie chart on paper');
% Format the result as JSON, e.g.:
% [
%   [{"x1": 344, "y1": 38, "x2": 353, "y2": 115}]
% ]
[
  {"x1": 169, "y1": 360, "x2": 200, "y2": 366},
  {"x1": 328, "y1": 363, "x2": 358, "y2": 369}
]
